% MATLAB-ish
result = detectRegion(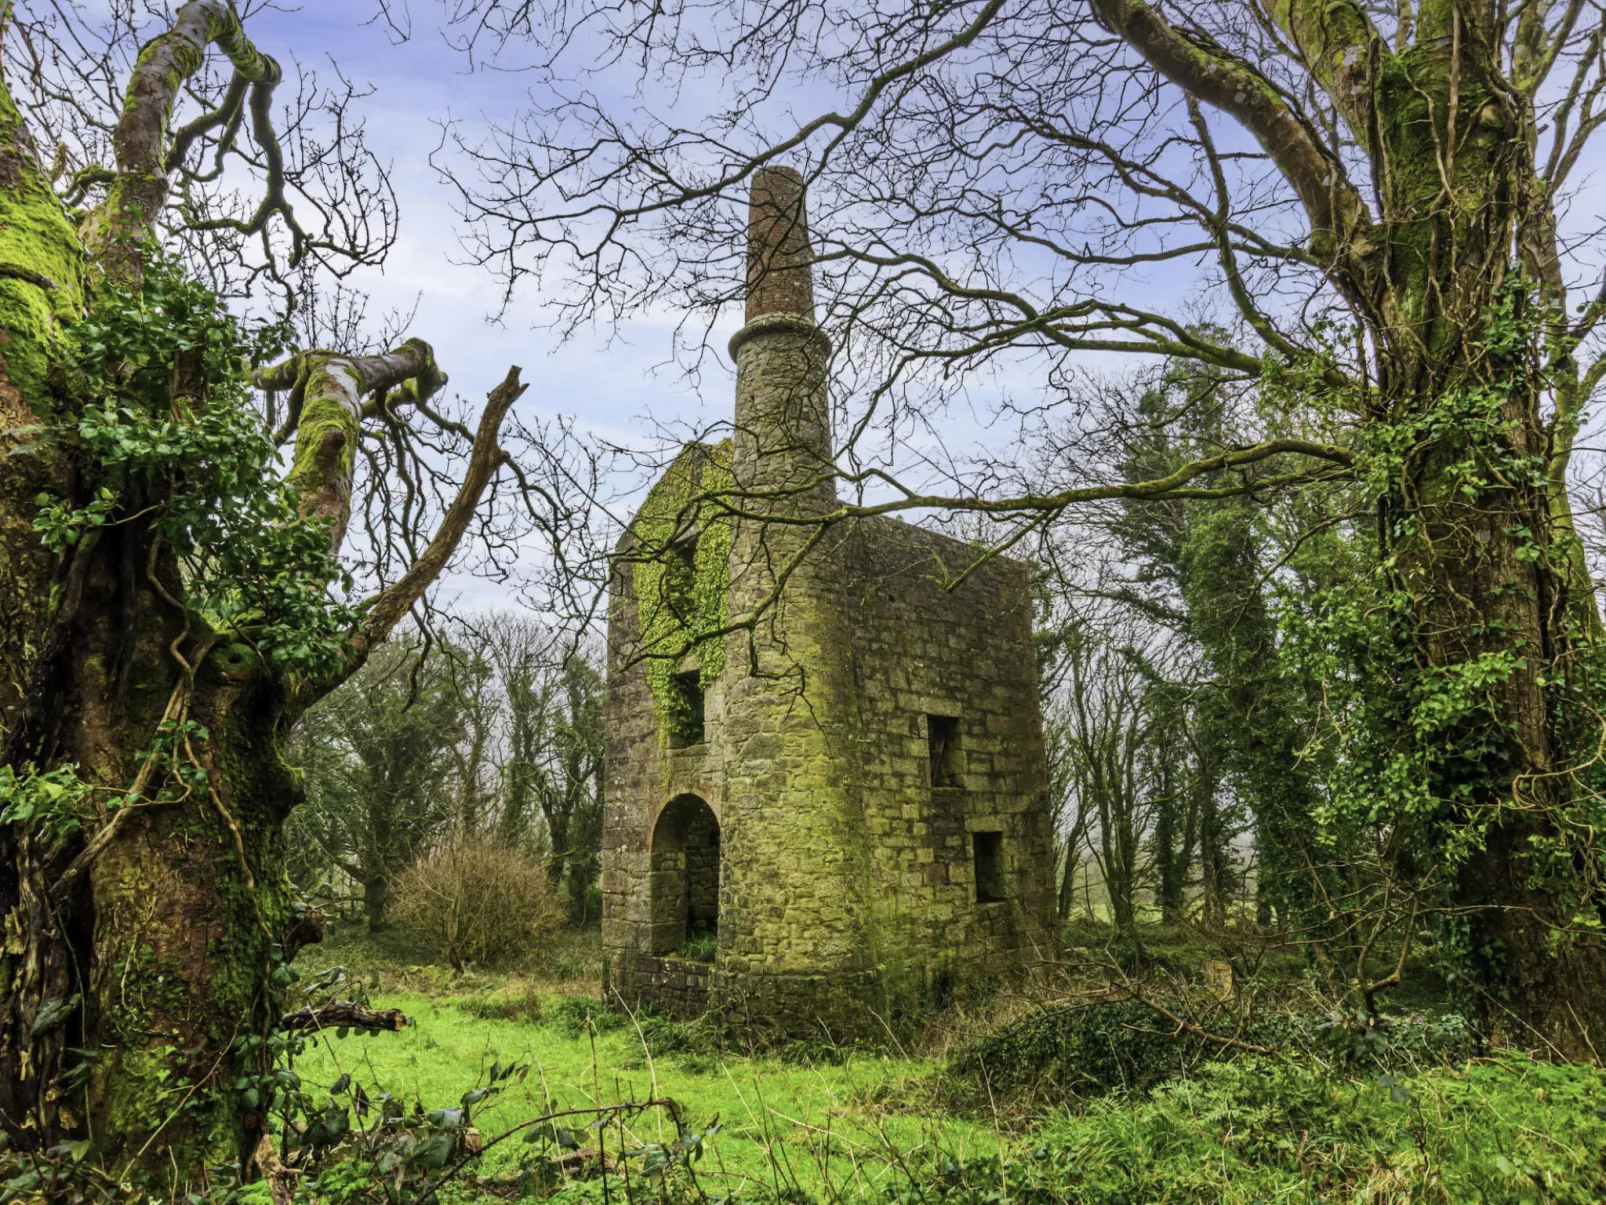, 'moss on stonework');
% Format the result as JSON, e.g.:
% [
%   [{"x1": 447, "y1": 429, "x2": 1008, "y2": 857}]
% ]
[{"x1": 631, "y1": 440, "x2": 734, "y2": 744}]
